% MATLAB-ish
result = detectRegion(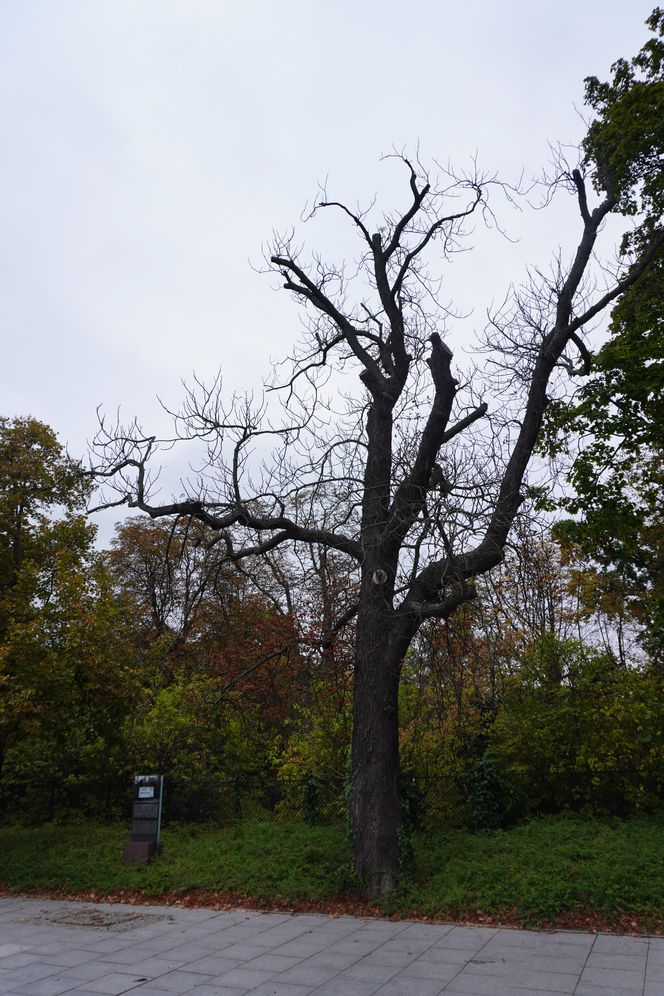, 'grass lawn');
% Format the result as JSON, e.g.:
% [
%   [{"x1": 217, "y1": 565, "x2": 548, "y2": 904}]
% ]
[{"x1": 1, "y1": 813, "x2": 662, "y2": 931}]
